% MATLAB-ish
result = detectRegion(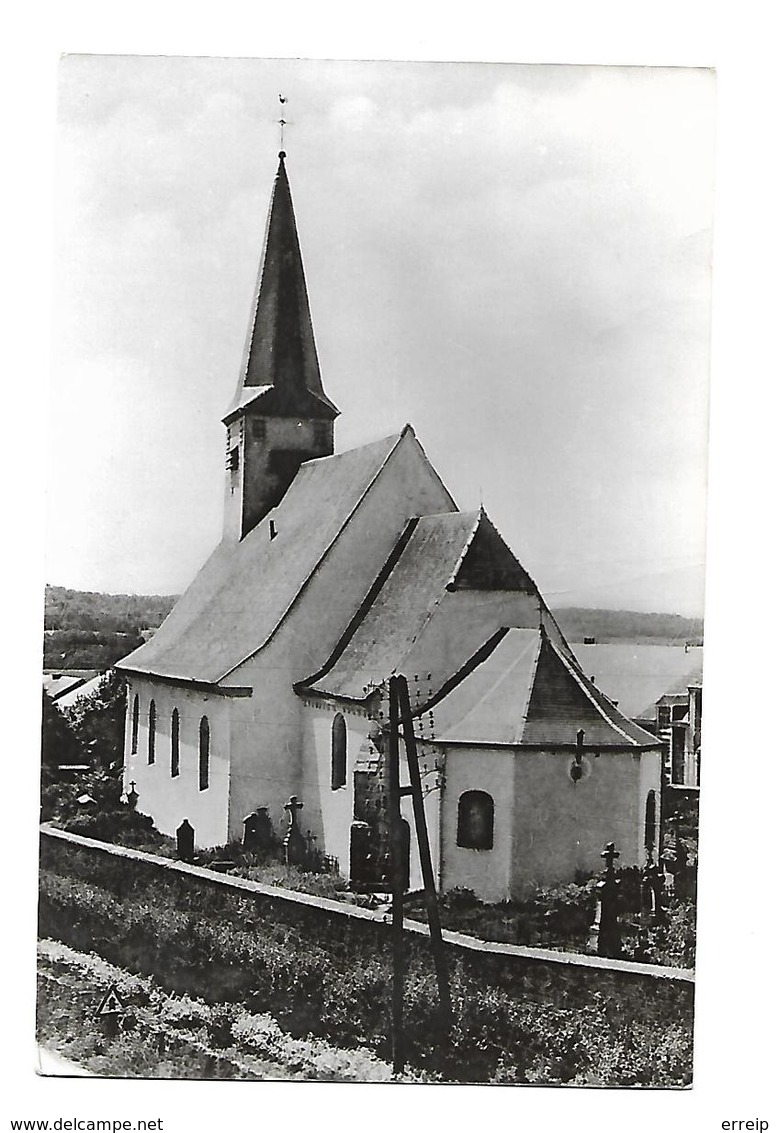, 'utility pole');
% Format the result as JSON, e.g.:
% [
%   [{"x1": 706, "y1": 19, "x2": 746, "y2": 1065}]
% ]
[
  {"x1": 396, "y1": 676, "x2": 452, "y2": 1032},
  {"x1": 386, "y1": 675, "x2": 452, "y2": 1075},
  {"x1": 388, "y1": 674, "x2": 405, "y2": 1075}
]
